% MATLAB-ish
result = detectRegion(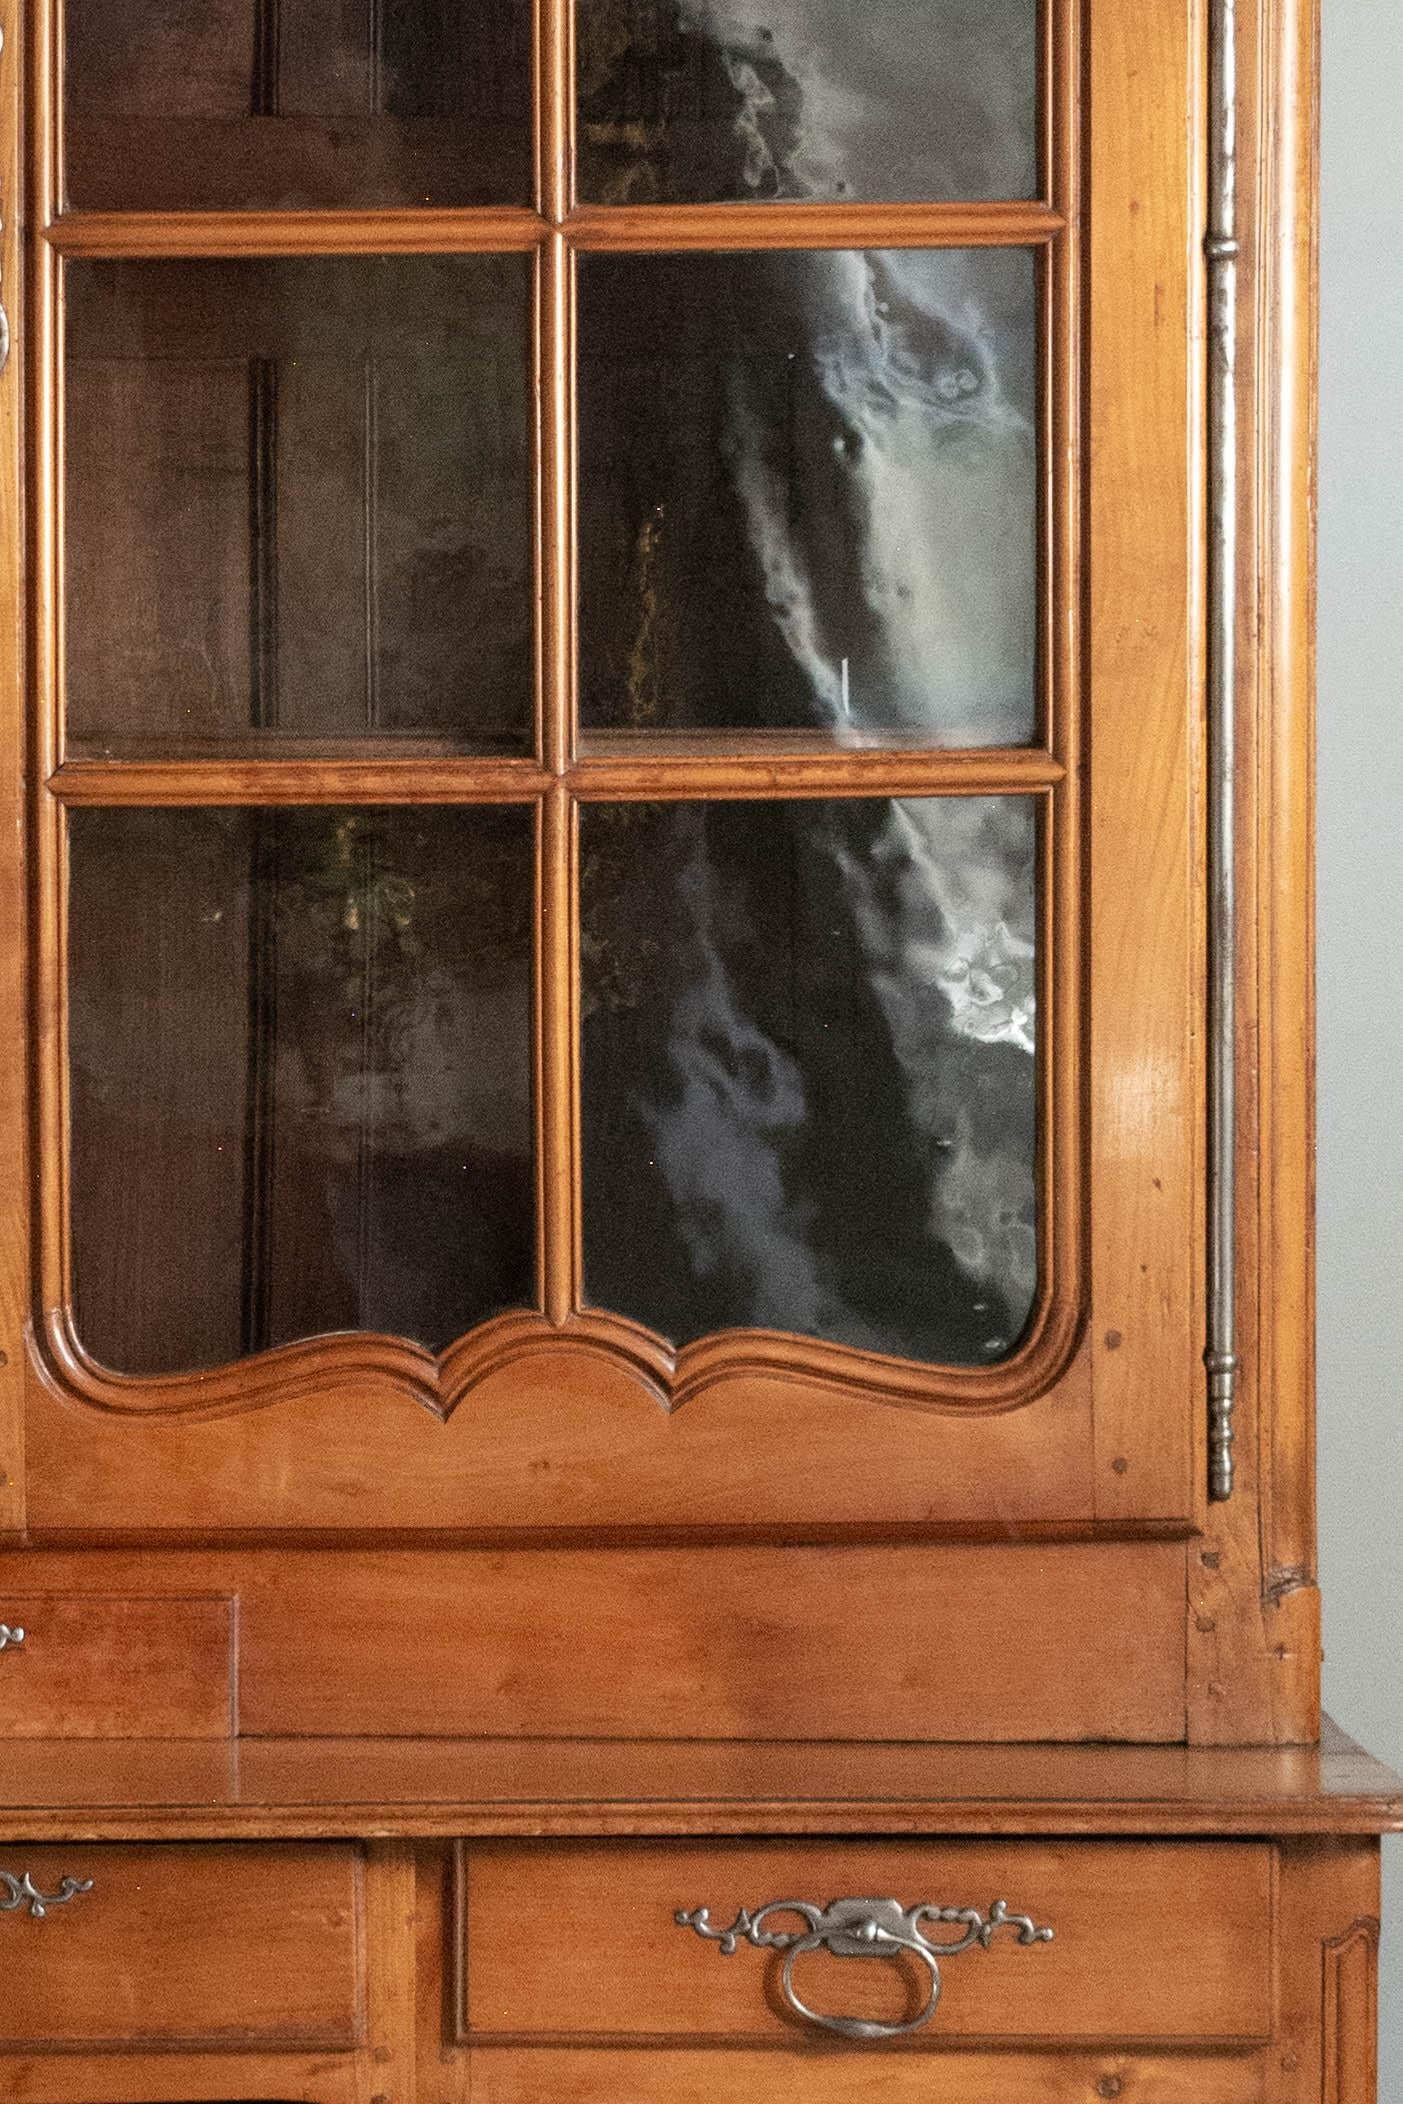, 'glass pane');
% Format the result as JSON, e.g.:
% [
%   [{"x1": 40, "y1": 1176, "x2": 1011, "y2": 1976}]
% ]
[
  {"x1": 579, "y1": 0, "x2": 1037, "y2": 205},
  {"x1": 69, "y1": 806, "x2": 535, "y2": 1375},
  {"x1": 582, "y1": 795, "x2": 1037, "y2": 1365},
  {"x1": 579, "y1": 248, "x2": 1037, "y2": 745},
  {"x1": 65, "y1": 0, "x2": 532, "y2": 210},
  {"x1": 65, "y1": 257, "x2": 533, "y2": 755}
]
